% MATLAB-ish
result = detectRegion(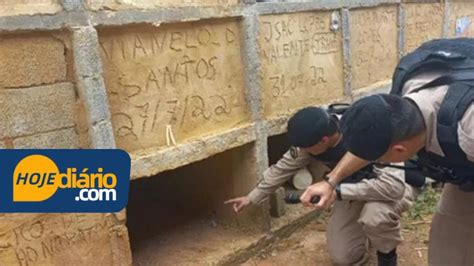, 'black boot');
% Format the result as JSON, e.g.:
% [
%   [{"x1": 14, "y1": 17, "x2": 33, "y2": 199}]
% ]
[{"x1": 377, "y1": 249, "x2": 397, "y2": 266}]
